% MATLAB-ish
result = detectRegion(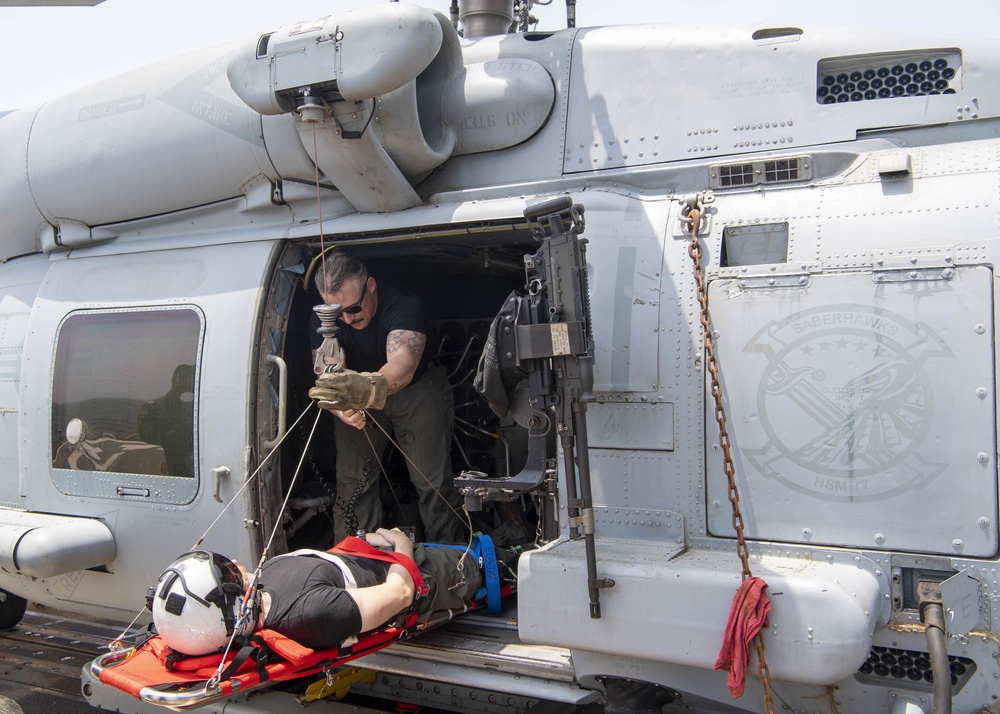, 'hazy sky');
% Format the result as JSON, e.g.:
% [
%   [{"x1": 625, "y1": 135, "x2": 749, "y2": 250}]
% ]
[{"x1": 2, "y1": 0, "x2": 999, "y2": 111}]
